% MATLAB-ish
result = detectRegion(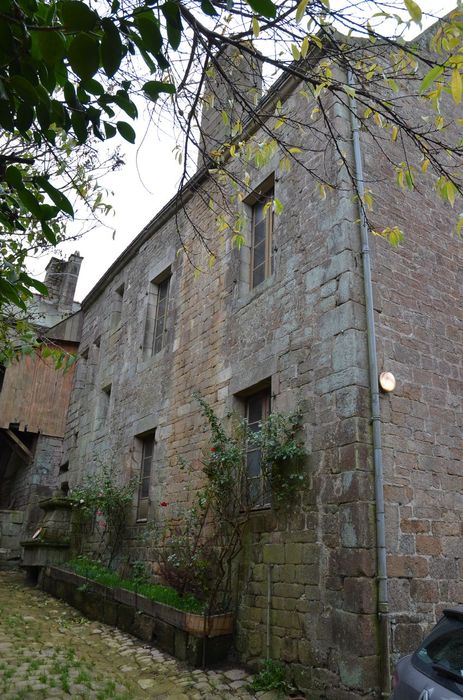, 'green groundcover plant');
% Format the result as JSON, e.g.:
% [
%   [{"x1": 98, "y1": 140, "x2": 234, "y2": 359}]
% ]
[{"x1": 67, "y1": 556, "x2": 205, "y2": 614}]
